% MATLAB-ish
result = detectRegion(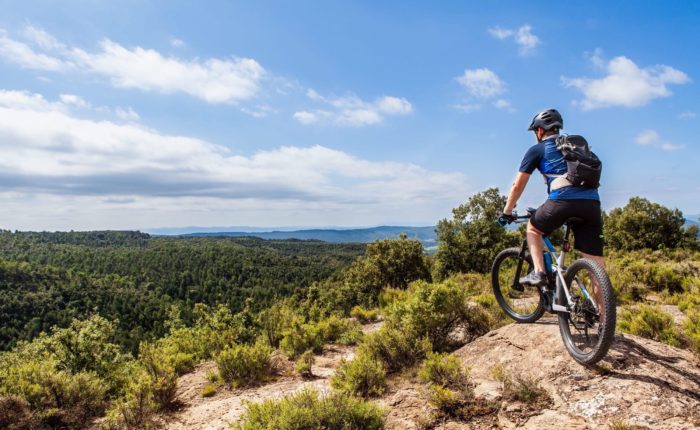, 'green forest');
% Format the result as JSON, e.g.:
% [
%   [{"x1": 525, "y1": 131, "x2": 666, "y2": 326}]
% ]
[{"x1": 0, "y1": 190, "x2": 698, "y2": 429}]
